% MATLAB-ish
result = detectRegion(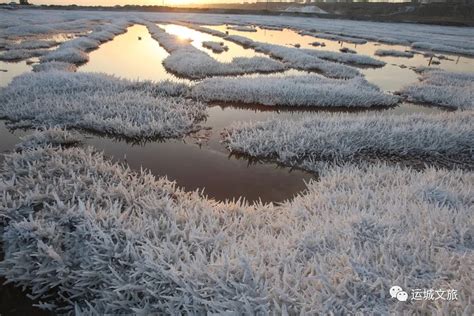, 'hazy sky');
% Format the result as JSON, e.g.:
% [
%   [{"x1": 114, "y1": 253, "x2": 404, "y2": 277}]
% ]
[{"x1": 7, "y1": 0, "x2": 244, "y2": 5}]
